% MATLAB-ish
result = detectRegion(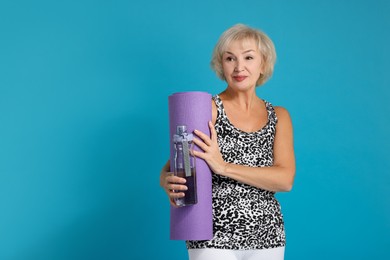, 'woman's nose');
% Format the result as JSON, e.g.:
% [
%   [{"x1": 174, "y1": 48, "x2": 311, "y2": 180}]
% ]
[{"x1": 234, "y1": 60, "x2": 244, "y2": 72}]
